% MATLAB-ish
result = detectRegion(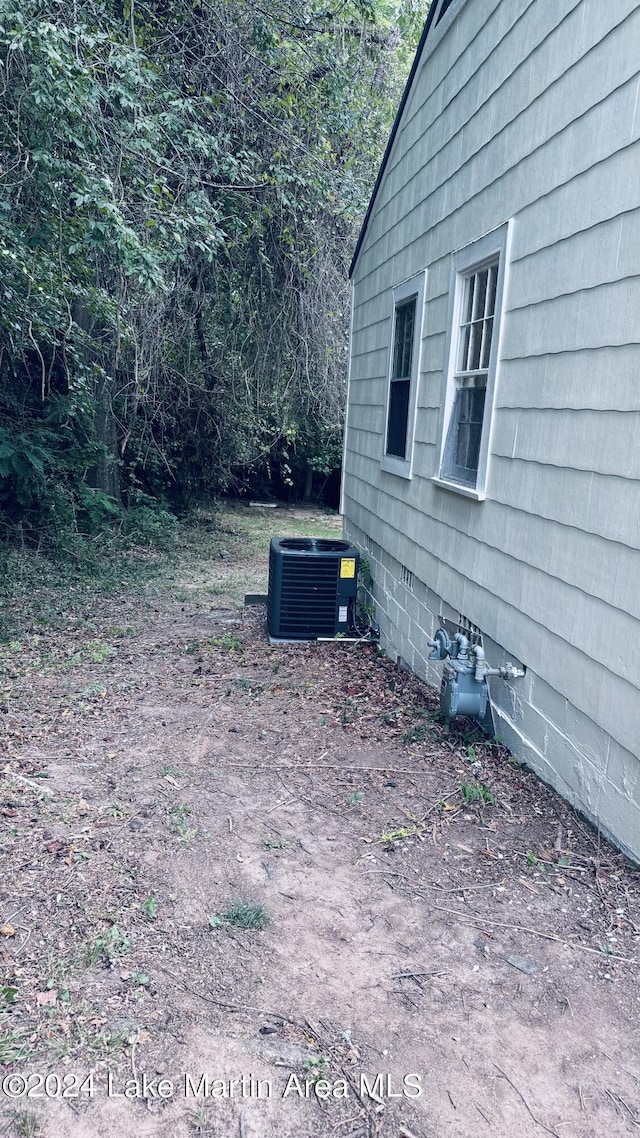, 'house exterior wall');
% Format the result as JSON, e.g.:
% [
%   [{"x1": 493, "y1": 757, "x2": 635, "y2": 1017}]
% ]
[{"x1": 342, "y1": 0, "x2": 640, "y2": 861}]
